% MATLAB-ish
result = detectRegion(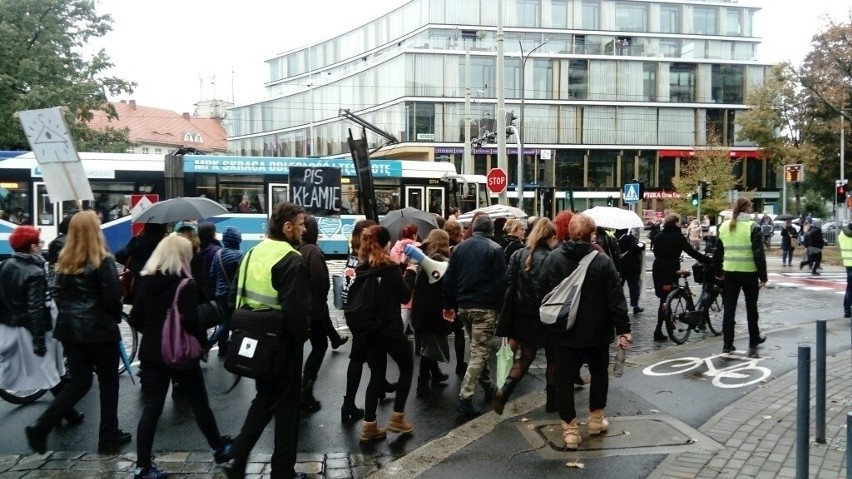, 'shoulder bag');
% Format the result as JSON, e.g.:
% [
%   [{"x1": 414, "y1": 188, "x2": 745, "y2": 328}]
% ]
[{"x1": 161, "y1": 278, "x2": 202, "y2": 369}]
